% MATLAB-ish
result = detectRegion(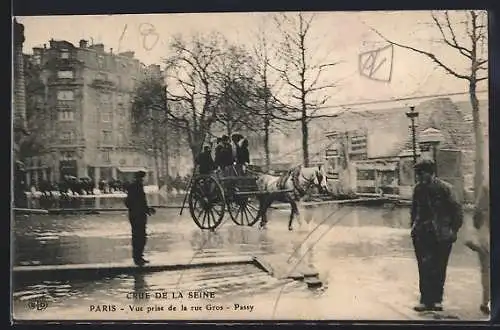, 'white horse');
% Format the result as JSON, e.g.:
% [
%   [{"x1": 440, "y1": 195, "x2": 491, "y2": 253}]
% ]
[{"x1": 253, "y1": 164, "x2": 329, "y2": 231}]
